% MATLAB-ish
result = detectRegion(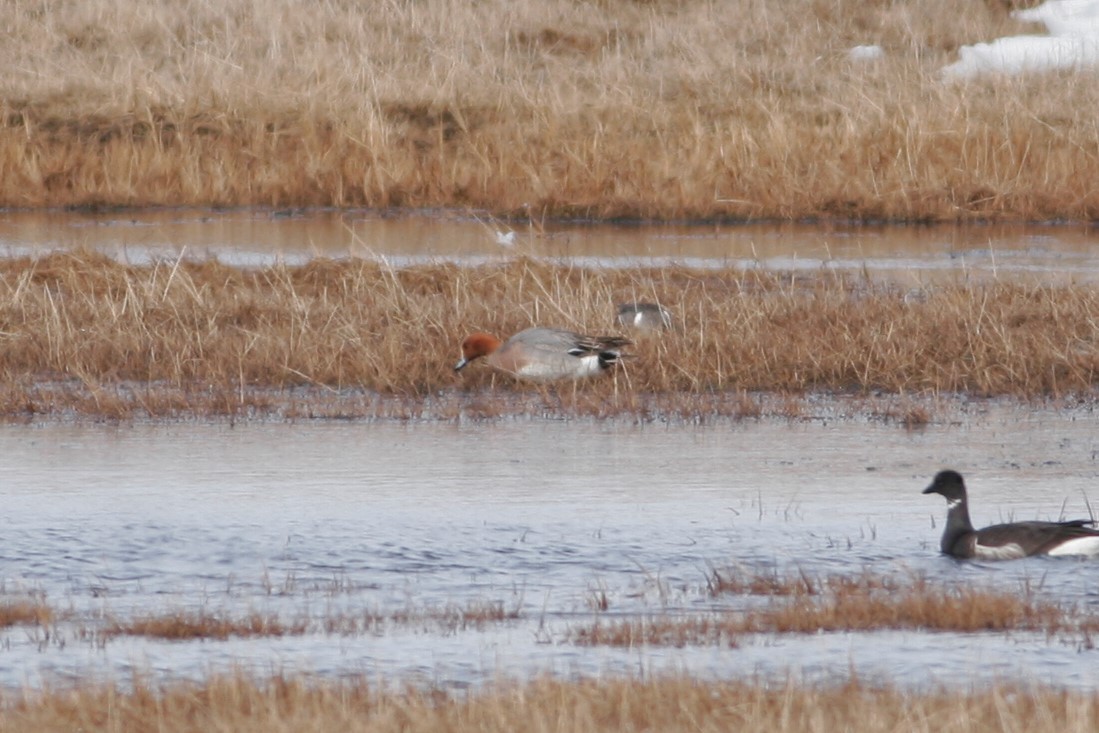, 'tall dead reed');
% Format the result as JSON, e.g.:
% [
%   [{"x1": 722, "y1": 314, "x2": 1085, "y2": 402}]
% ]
[
  {"x1": 4, "y1": 674, "x2": 1099, "y2": 733},
  {"x1": 2, "y1": 0, "x2": 1099, "y2": 220},
  {"x1": 1, "y1": 251, "x2": 1096, "y2": 418}
]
